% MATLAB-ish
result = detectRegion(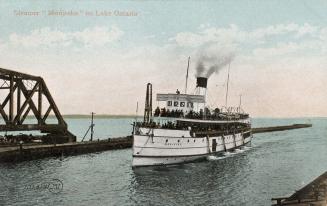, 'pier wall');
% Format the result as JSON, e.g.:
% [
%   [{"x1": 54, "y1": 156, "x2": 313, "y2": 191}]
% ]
[
  {"x1": 0, "y1": 124, "x2": 312, "y2": 163},
  {"x1": 0, "y1": 137, "x2": 132, "y2": 162},
  {"x1": 252, "y1": 124, "x2": 312, "y2": 134},
  {"x1": 272, "y1": 171, "x2": 327, "y2": 205}
]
